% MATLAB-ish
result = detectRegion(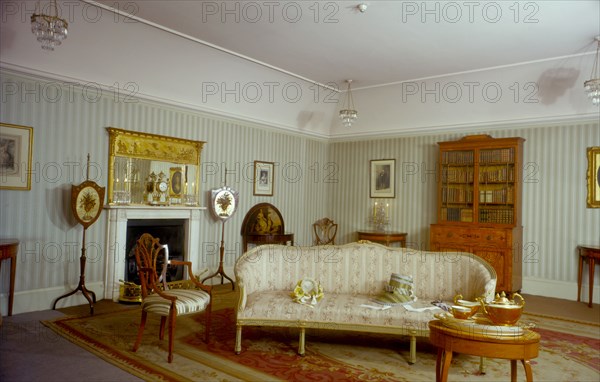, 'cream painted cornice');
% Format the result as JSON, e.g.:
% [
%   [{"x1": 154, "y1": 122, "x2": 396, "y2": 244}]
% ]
[
  {"x1": 2, "y1": 65, "x2": 597, "y2": 142},
  {"x1": 0, "y1": 64, "x2": 331, "y2": 141},
  {"x1": 328, "y1": 114, "x2": 600, "y2": 142}
]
